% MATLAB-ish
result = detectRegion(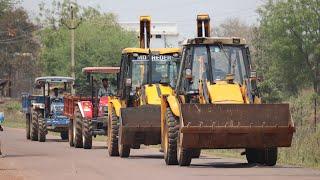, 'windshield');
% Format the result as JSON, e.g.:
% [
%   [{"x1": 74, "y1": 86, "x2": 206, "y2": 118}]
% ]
[
  {"x1": 210, "y1": 45, "x2": 246, "y2": 82},
  {"x1": 189, "y1": 45, "x2": 247, "y2": 90},
  {"x1": 131, "y1": 55, "x2": 179, "y2": 89}
]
